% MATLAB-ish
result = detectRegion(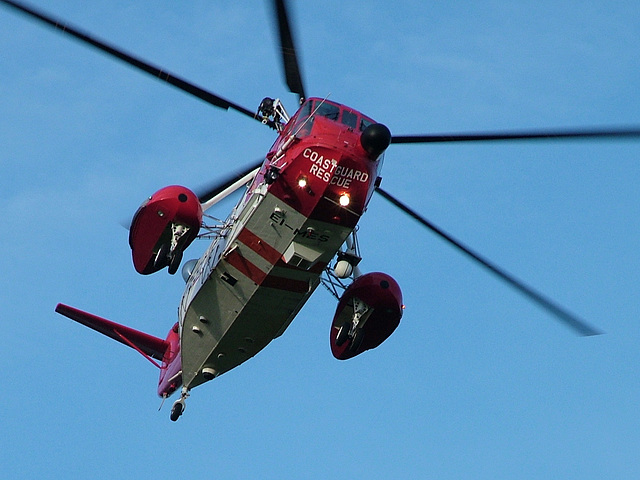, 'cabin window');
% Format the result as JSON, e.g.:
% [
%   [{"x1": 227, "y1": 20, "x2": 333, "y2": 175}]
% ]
[
  {"x1": 359, "y1": 117, "x2": 373, "y2": 132},
  {"x1": 341, "y1": 110, "x2": 358, "y2": 129},
  {"x1": 315, "y1": 102, "x2": 340, "y2": 121}
]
